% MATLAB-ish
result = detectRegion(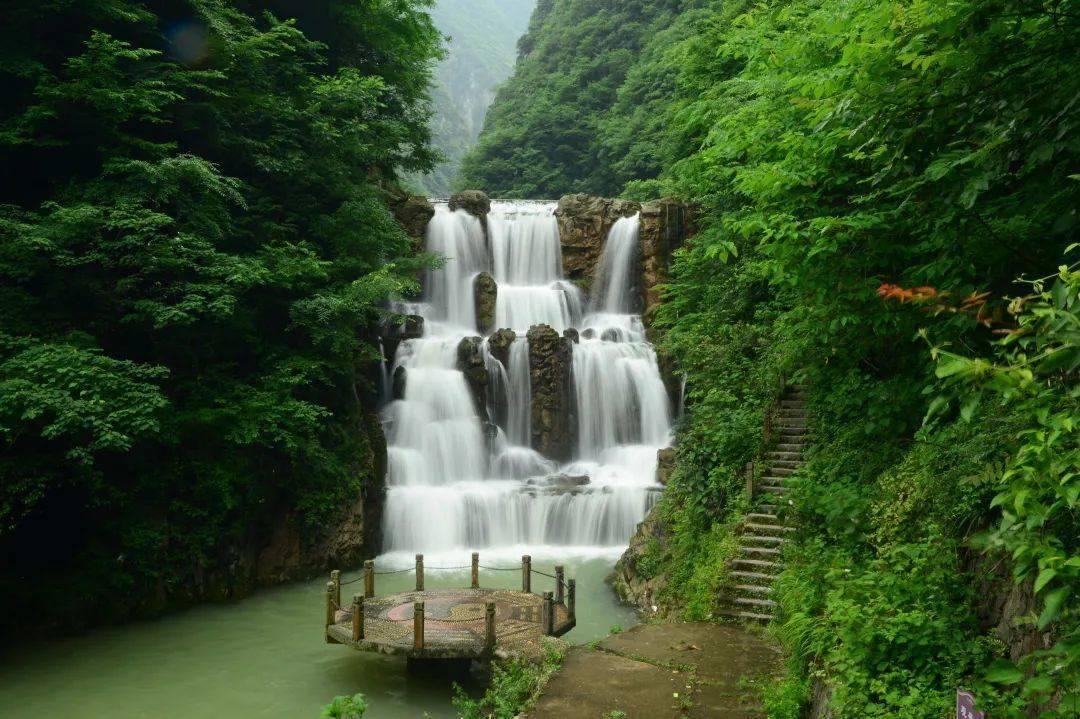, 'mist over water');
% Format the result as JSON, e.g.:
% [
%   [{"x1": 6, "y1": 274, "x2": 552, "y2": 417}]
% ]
[{"x1": 382, "y1": 203, "x2": 672, "y2": 562}]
